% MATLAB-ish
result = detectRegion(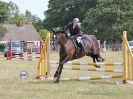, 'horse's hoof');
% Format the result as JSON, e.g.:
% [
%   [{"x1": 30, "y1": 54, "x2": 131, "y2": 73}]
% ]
[
  {"x1": 99, "y1": 58, "x2": 105, "y2": 62},
  {"x1": 53, "y1": 74, "x2": 58, "y2": 78},
  {"x1": 54, "y1": 80, "x2": 59, "y2": 83},
  {"x1": 36, "y1": 76, "x2": 40, "y2": 79},
  {"x1": 102, "y1": 59, "x2": 105, "y2": 62},
  {"x1": 100, "y1": 59, "x2": 104, "y2": 62},
  {"x1": 96, "y1": 65, "x2": 100, "y2": 68}
]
